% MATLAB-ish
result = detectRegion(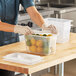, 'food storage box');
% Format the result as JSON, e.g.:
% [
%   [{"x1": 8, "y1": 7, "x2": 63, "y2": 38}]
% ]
[
  {"x1": 25, "y1": 31, "x2": 57, "y2": 55},
  {"x1": 44, "y1": 18, "x2": 73, "y2": 43}
]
